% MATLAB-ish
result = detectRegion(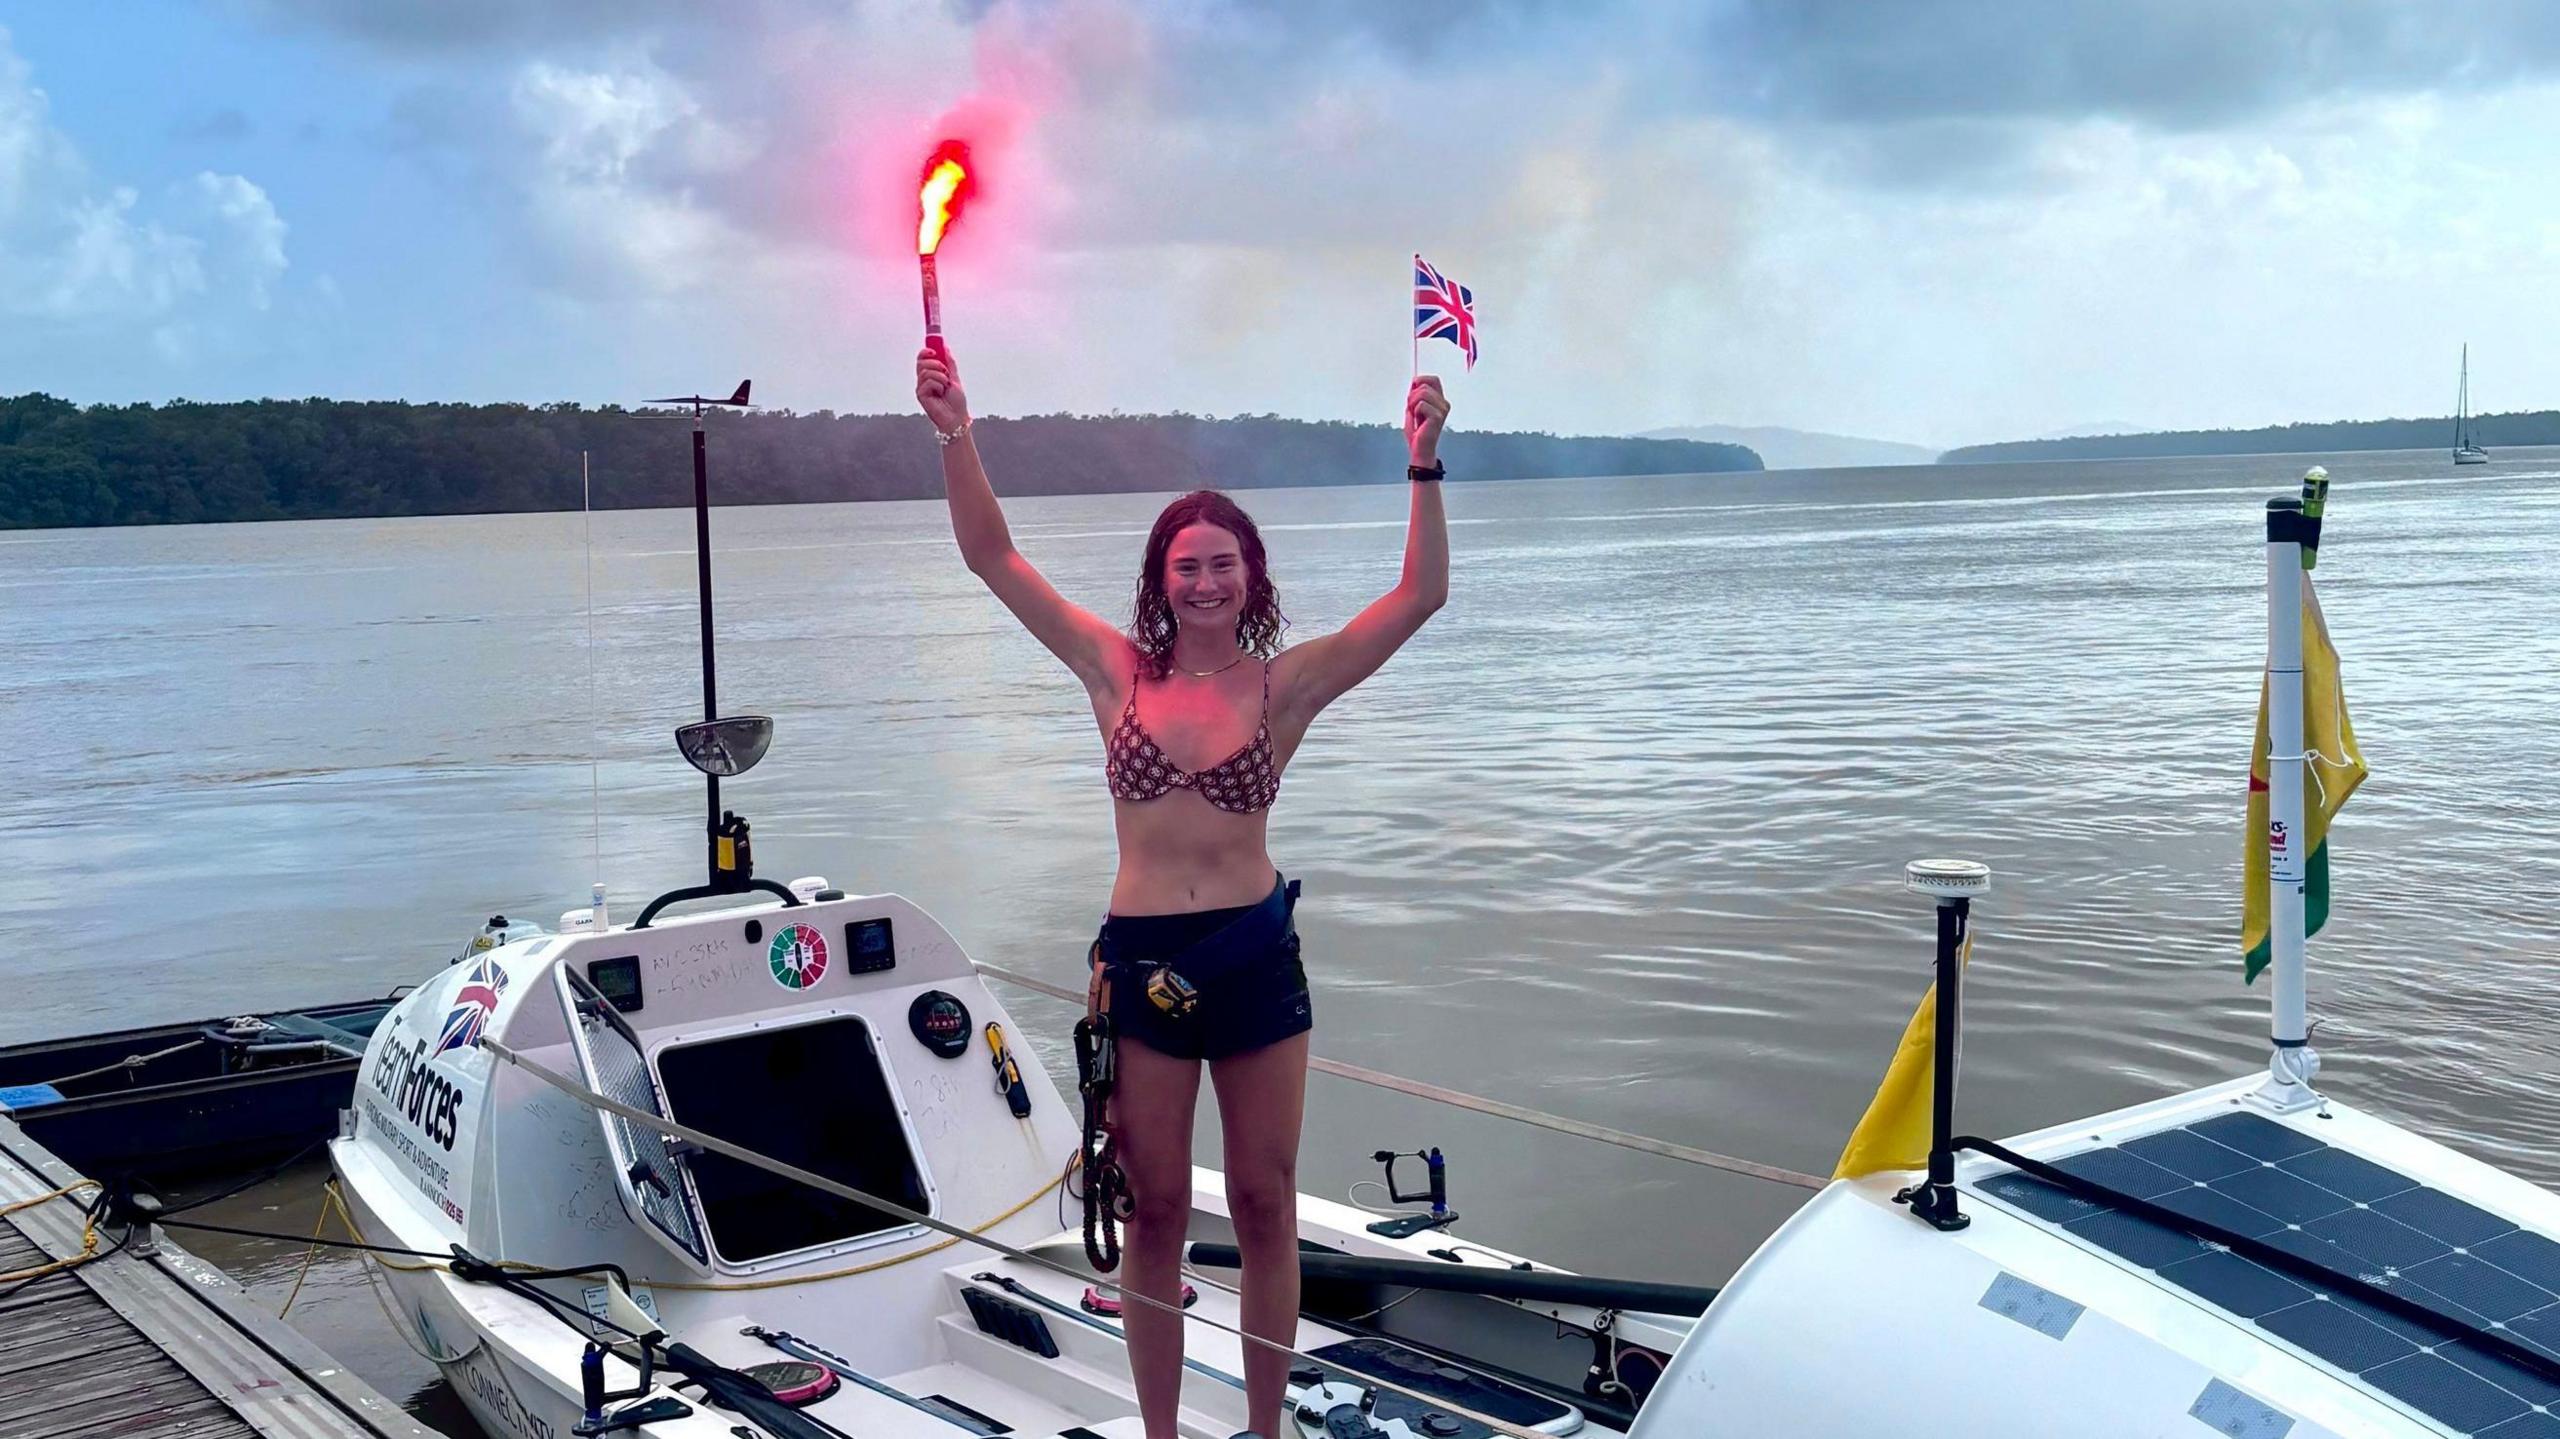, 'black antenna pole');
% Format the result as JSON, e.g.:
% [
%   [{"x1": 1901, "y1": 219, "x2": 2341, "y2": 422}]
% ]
[
  {"x1": 691, "y1": 401, "x2": 720, "y2": 861},
  {"x1": 1909, "y1": 895, "x2": 1969, "y2": 1229},
  {"x1": 628, "y1": 381, "x2": 794, "y2": 928},
  {"x1": 643, "y1": 381, "x2": 754, "y2": 890},
  {"x1": 1897, "y1": 858, "x2": 1990, "y2": 1232}
]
